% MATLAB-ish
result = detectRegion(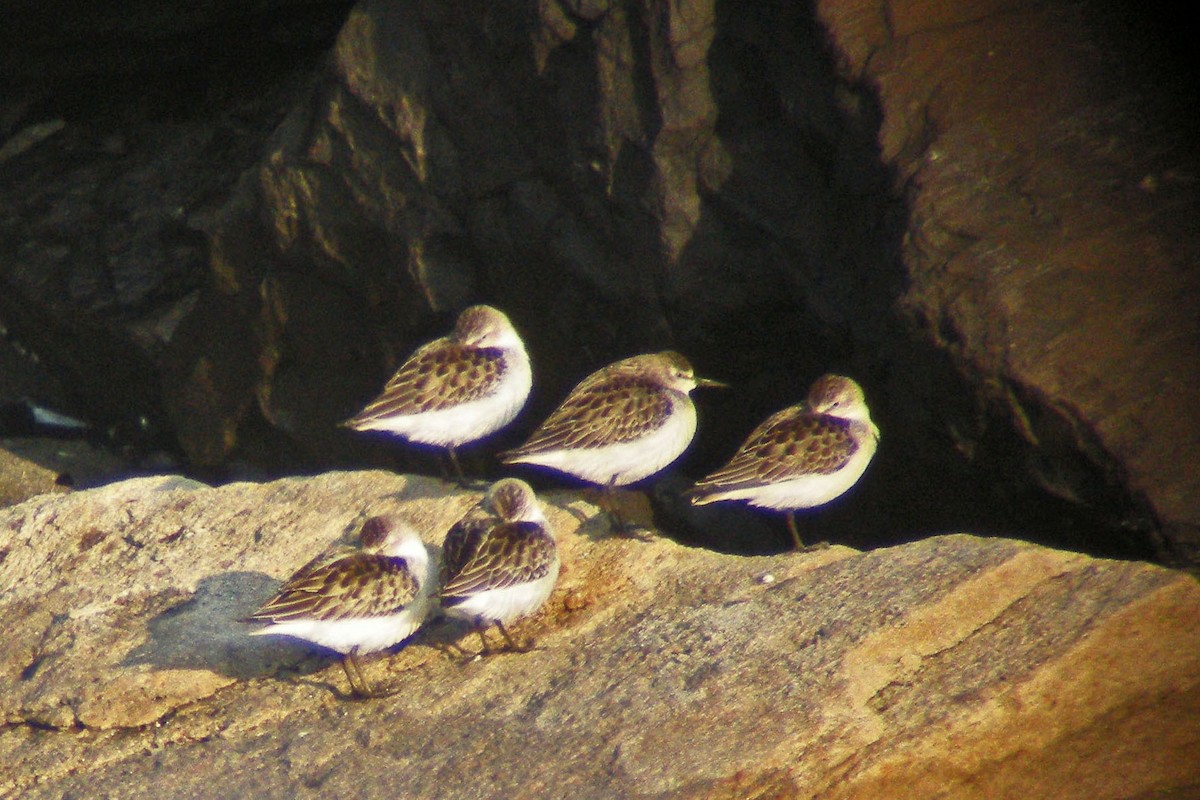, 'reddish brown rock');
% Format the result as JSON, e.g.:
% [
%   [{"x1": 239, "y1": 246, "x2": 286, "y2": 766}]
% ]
[{"x1": 816, "y1": 0, "x2": 1200, "y2": 561}]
